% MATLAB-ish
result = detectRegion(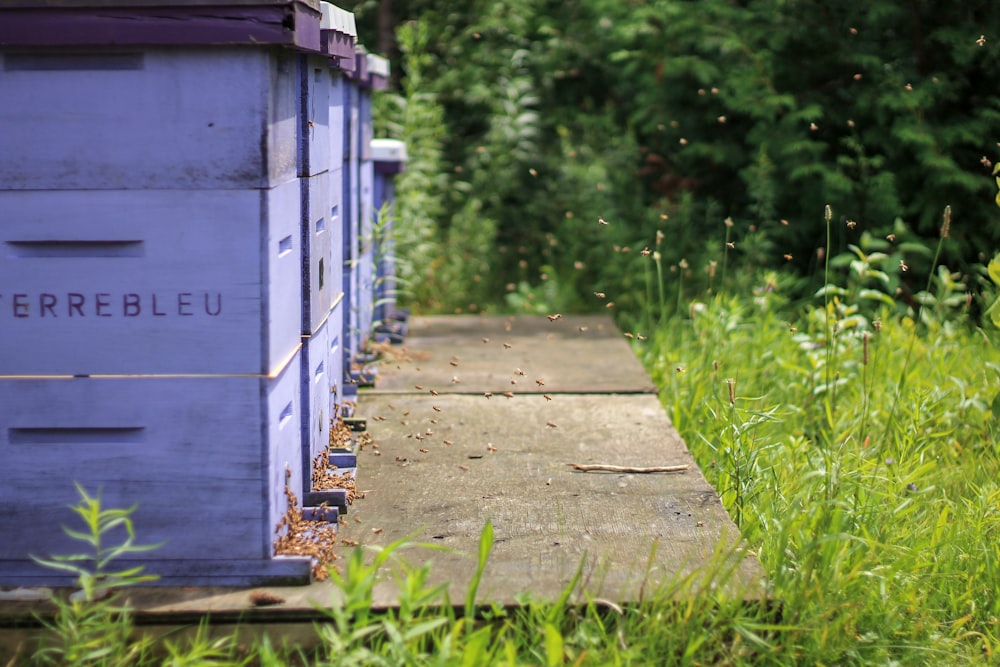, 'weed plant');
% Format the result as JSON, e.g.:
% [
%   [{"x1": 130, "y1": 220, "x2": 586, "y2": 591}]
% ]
[
  {"x1": 644, "y1": 206, "x2": 1000, "y2": 664},
  {"x1": 18, "y1": 226, "x2": 1000, "y2": 664}
]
